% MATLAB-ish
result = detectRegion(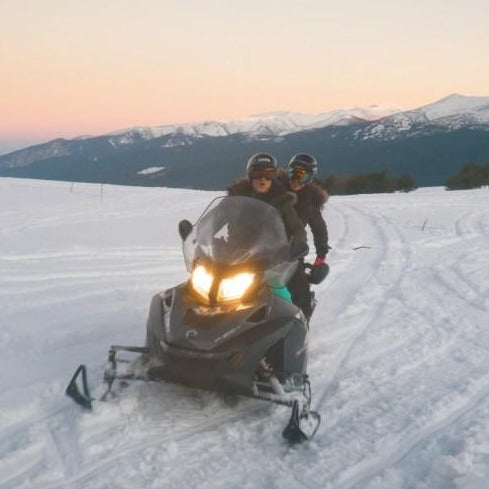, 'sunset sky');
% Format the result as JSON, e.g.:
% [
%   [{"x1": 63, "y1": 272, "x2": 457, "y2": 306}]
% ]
[{"x1": 2, "y1": 0, "x2": 489, "y2": 152}]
